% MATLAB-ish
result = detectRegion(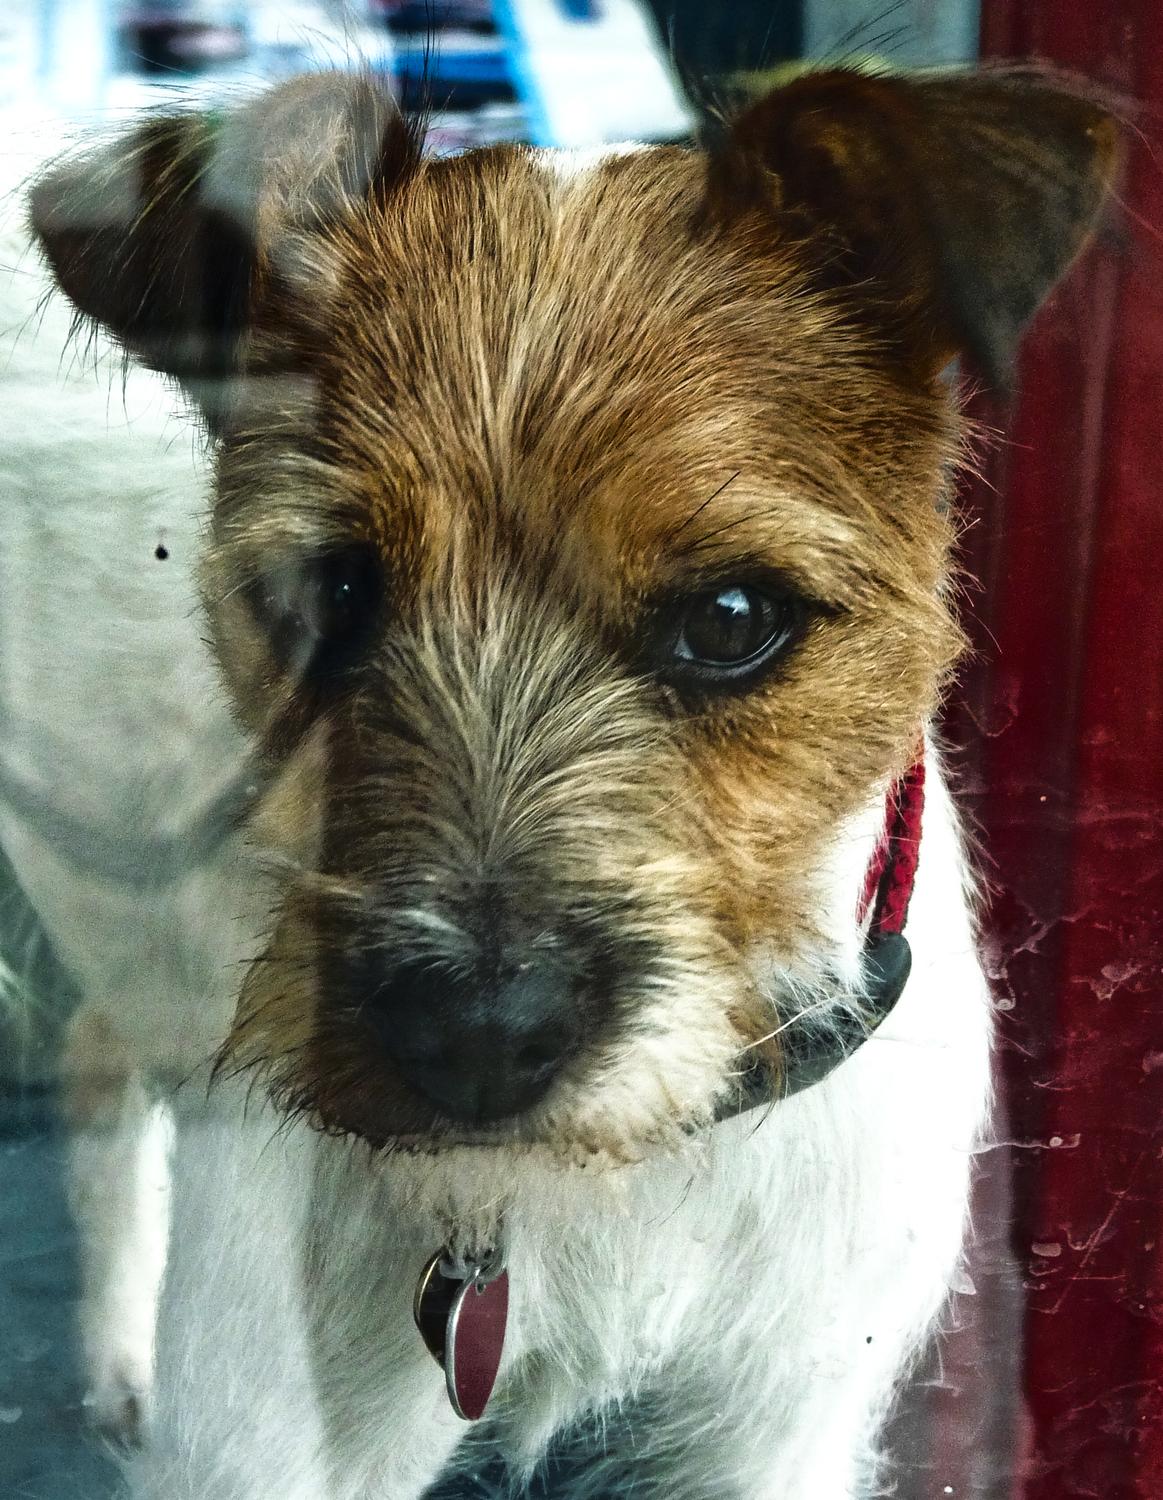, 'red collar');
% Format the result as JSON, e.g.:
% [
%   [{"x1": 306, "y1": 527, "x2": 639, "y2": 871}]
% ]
[
  {"x1": 717, "y1": 750, "x2": 926, "y2": 1119},
  {"x1": 858, "y1": 753, "x2": 926, "y2": 938}
]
